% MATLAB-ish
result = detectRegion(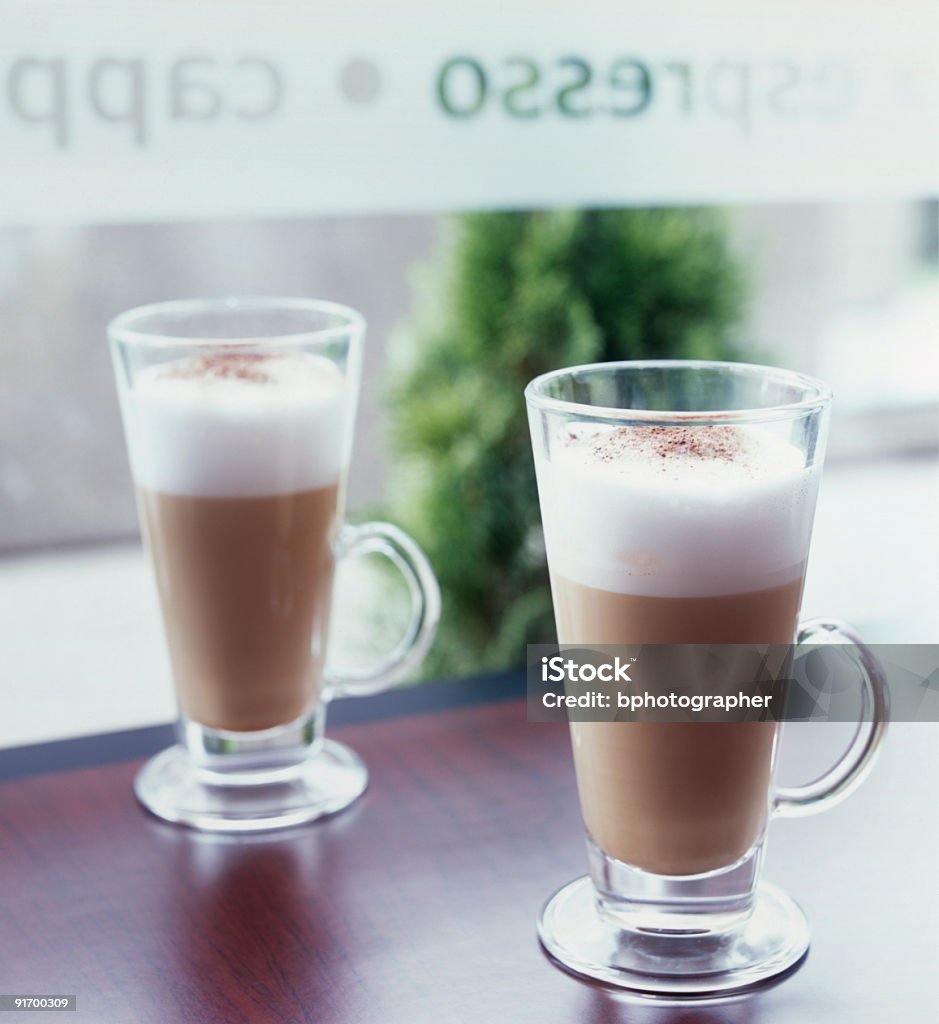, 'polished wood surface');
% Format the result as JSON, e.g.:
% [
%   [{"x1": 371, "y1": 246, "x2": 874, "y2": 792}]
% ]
[{"x1": 0, "y1": 700, "x2": 935, "y2": 1023}]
